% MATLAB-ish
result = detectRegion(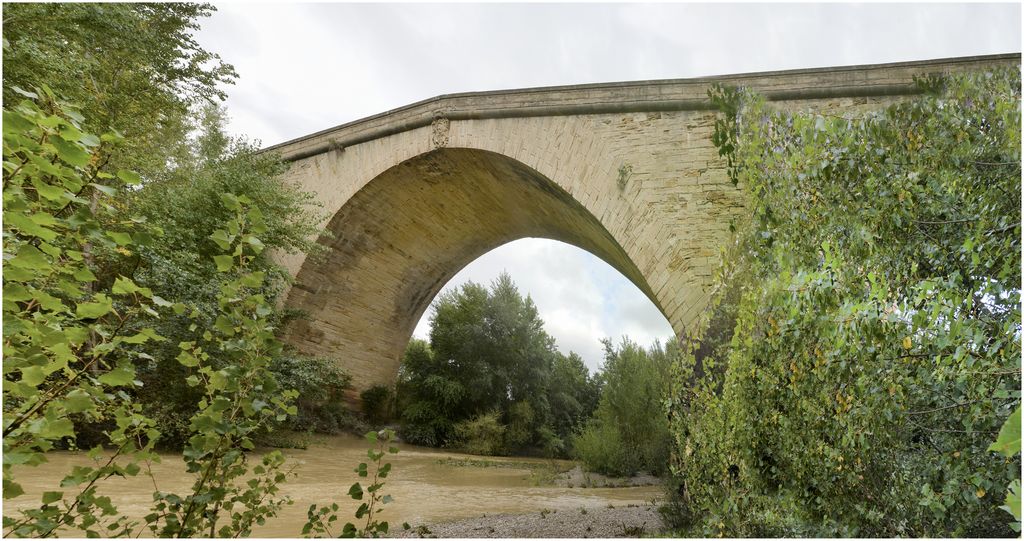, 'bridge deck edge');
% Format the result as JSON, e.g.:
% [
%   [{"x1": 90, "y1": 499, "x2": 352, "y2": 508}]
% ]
[{"x1": 264, "y1": 52, "x2": 1021, "y2": 161}]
